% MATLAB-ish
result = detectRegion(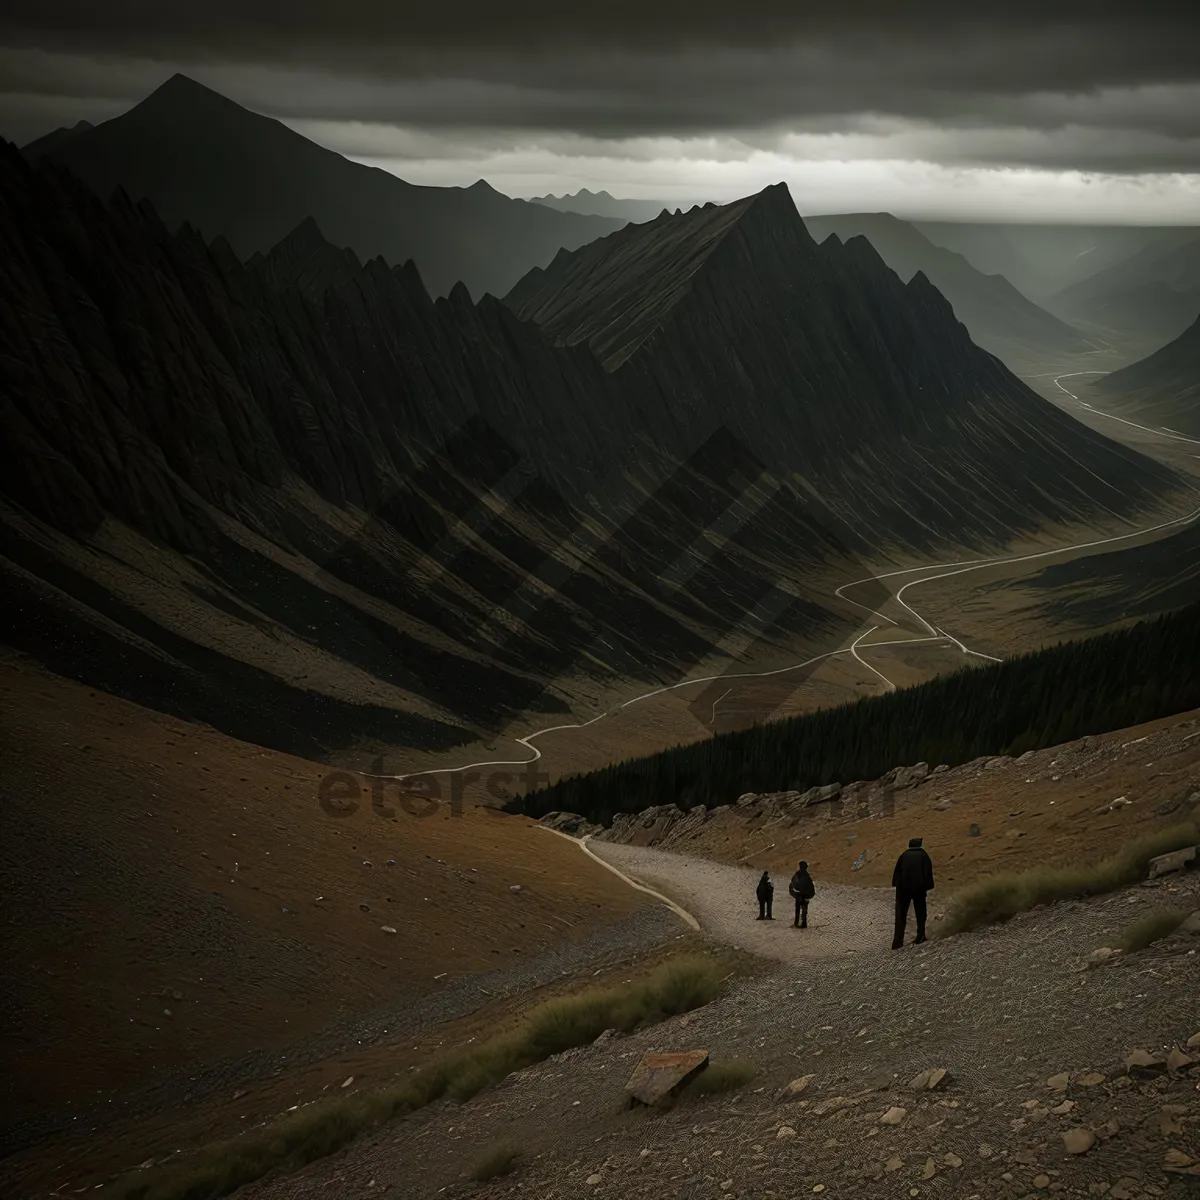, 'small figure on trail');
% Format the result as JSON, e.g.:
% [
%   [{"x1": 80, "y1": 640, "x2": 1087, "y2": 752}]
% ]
[
  {"x1": 756, "y1": 870, "x2": 775, "y2": 920},
  {"x1": 789, "y1": 860, "x2": 816, "y2": 928},
  {"x1": 891, "y1": 836, "x2": 934, "y2": 948}
]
